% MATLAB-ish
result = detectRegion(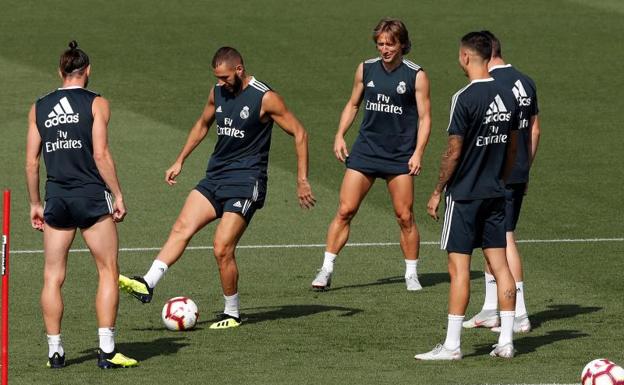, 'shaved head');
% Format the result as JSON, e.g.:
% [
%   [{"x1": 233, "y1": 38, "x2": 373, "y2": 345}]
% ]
[{"x1": 211, "y1": 47, "x2": 244, "y2": 69}]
